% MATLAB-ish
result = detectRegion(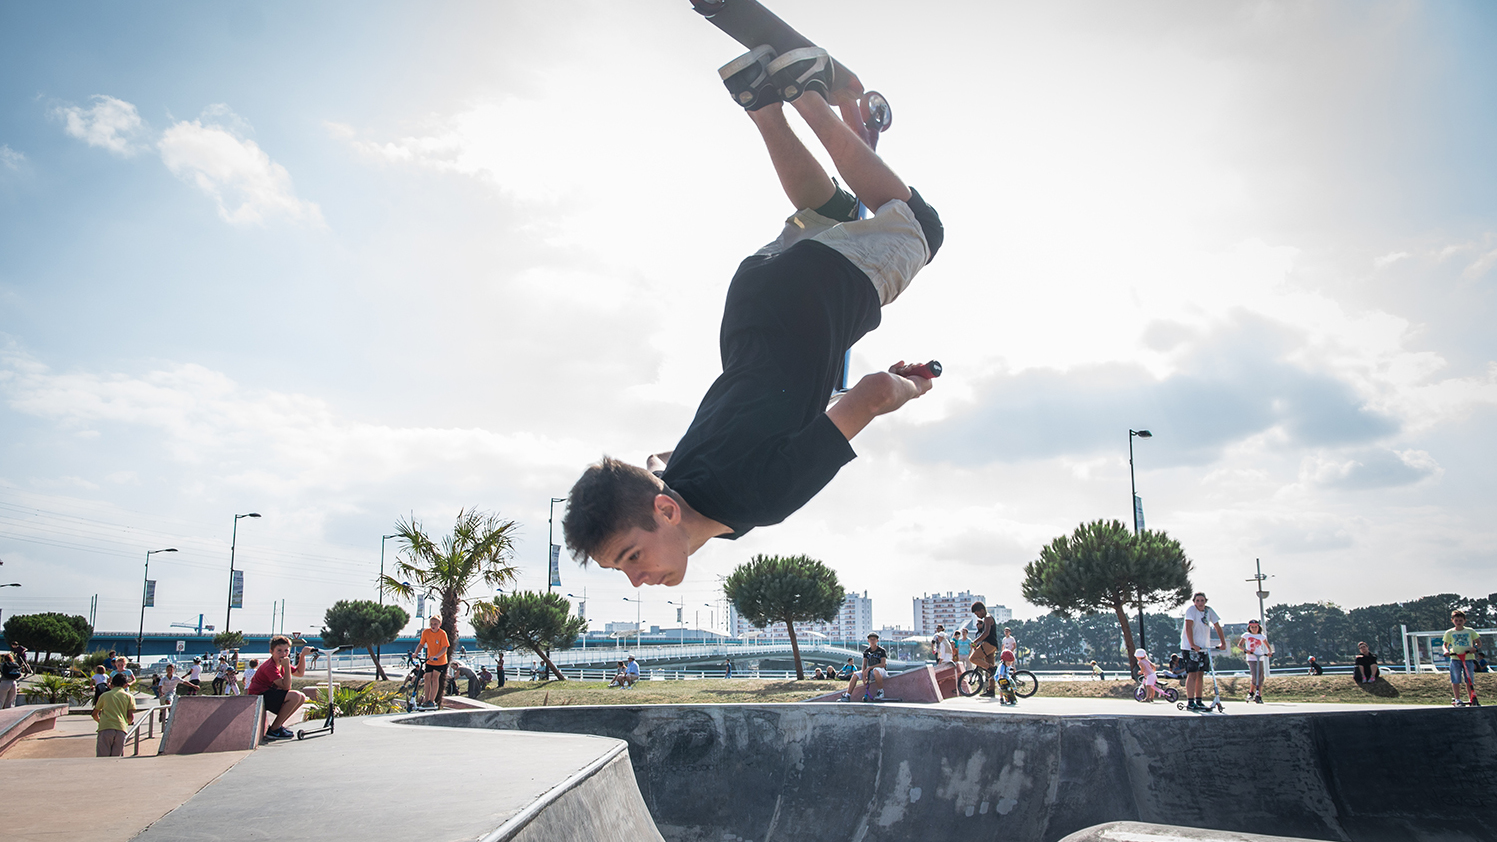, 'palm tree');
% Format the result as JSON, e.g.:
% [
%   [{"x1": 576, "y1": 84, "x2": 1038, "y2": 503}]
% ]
[{"x1": 379, "y1": 508, "x2": 521, "y2": 691}]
